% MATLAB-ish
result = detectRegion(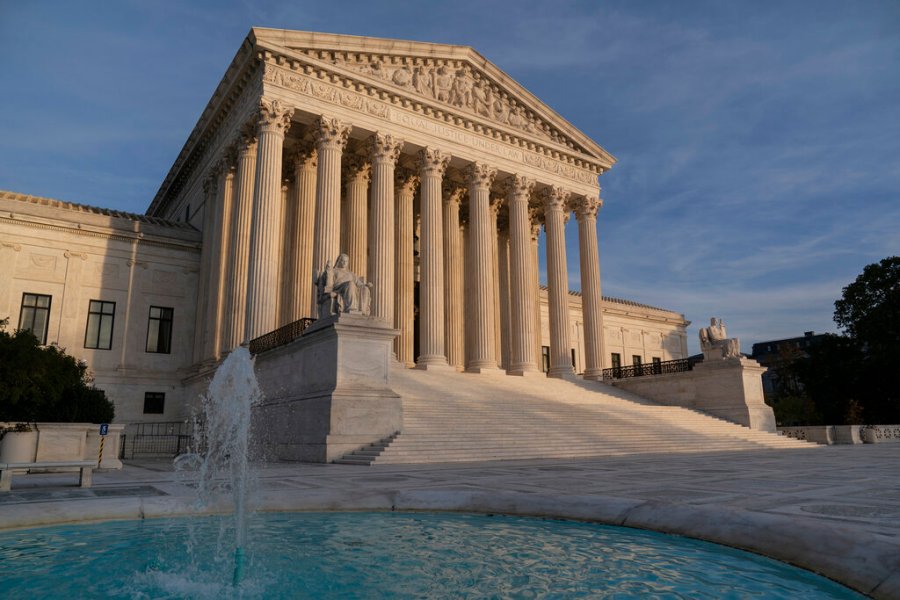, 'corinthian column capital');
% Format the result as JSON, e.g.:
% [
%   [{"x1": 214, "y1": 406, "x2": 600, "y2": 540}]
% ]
[
  {"x1": 504, "y1": 174, "x2": 535, "y2": 201},
  {"x1": 343, "y1": 154, "x2": 372, "y2": 183},
  {"x1": 395, "y1": 167, "x2": 419, "y2": 194},
  {"x1": 540, "y1": 186, "x2": 571, "y2": 212},
  {"x1": 418, "y1": 147, "x2": 451, "y2": 177},
  {"x1": 258, "y1": 97, "x2": 294, "y2": 134},
  {"x1": 370, "y1": 132, "x2": 404, "y2": 164},
  {"x1": 443, "y1": 183, "x2": 466, "y2": 207},
  {"x1": 574, "y1": 195, "x2": 603, "y2": 221},
  {"x1": 465, "y1": 162, "x2": 496, "y2": 190},
  {"x1": 315, "y1": 115, "x2": 352, "y2": 150}
]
